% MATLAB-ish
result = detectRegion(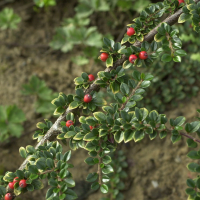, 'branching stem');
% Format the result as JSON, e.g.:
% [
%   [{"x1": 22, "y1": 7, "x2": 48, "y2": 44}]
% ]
[{"x1": 120, "y1": 80, "x2": 143, "y2": 110}]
